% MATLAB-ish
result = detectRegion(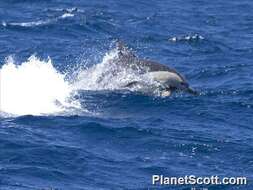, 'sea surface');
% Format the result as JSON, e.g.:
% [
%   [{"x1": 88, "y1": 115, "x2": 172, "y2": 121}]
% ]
[{"x1": 0, "y1": 0, "x2": 252, "y2": 190}]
